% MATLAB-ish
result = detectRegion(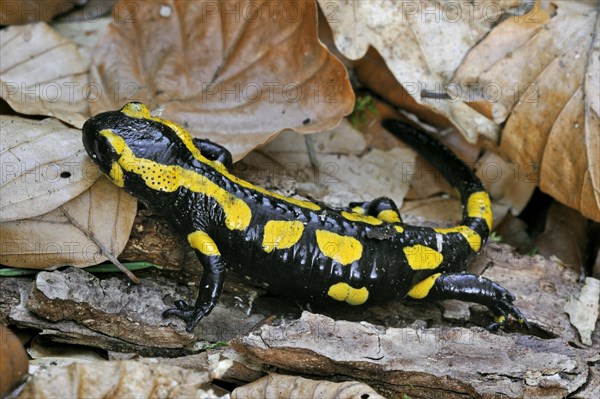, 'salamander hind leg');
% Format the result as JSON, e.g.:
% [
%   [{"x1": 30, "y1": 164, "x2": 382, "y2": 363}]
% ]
[
  {"x1": 347, "y1": 197, "x2": 402, "y2": 223},
  {"x1": 407, "y1": 272, "x2": 530, "y2": 329},
  {"x1": 163, "y1": 231, "x2": 226, "y2": 332},
  {"x1": 367, "y1": 197, "x2": 402, "y2": 223}
]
